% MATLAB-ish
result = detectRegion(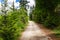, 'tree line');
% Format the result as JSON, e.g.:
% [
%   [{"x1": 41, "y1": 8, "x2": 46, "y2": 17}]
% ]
[{"x1": 31, "y1": 0, "x2": 60, "y2": 29}]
